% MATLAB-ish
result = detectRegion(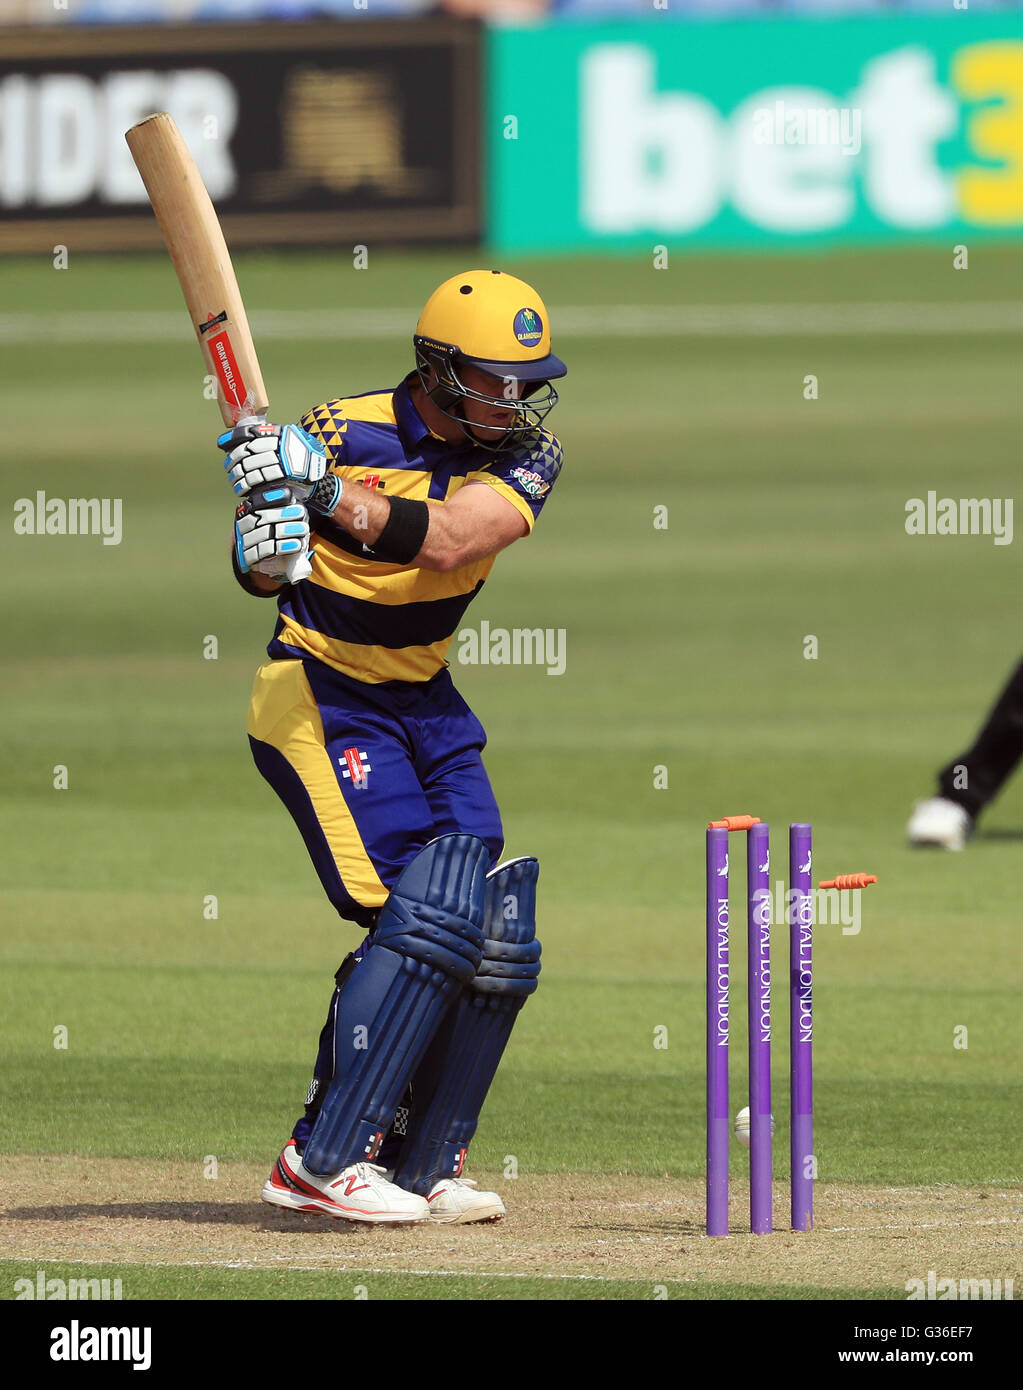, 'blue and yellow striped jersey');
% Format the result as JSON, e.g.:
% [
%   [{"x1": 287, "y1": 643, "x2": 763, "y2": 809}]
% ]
[{"x1": 266, "y1": 374, "x2": 563, "y2": 684}]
